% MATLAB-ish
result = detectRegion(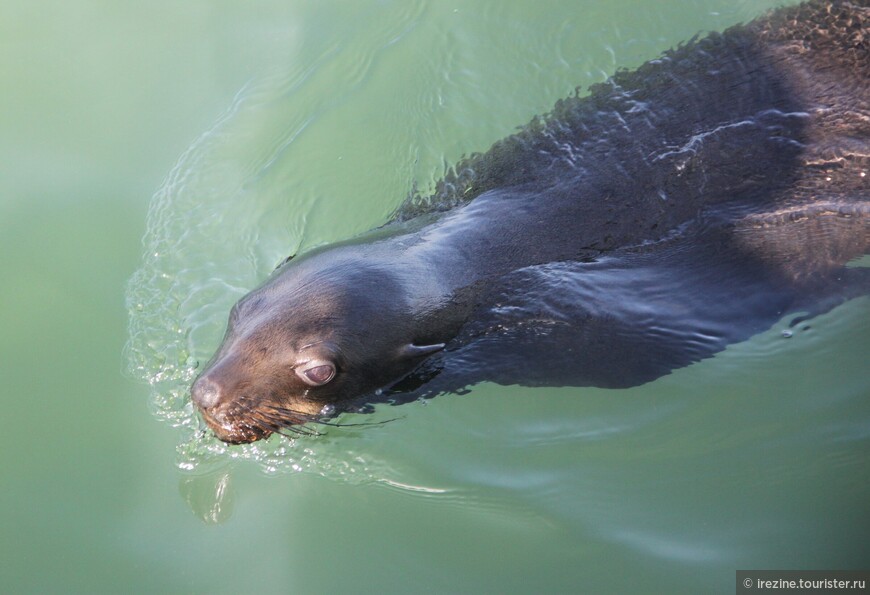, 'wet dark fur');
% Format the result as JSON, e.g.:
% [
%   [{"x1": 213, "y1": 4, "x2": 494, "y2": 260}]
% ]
[{"x1": 192, "y1": 0, "x2": 869, "y2": 443}]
